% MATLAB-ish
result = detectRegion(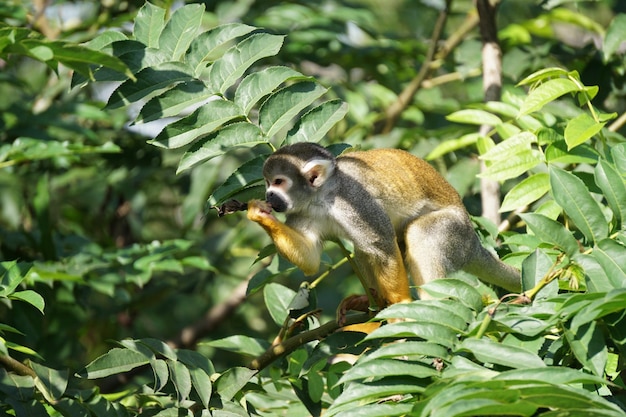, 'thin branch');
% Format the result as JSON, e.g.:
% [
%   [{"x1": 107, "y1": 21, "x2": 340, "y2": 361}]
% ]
[
  {"x1": 0, "y1": 354, "x2": 37, "y2": 378},
  {"x1": 379, "y1": 0, "x2": 453, "y2": 134},
  {"x1": 248, "y1": 312, "x2": 371, "y2": 371}
]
